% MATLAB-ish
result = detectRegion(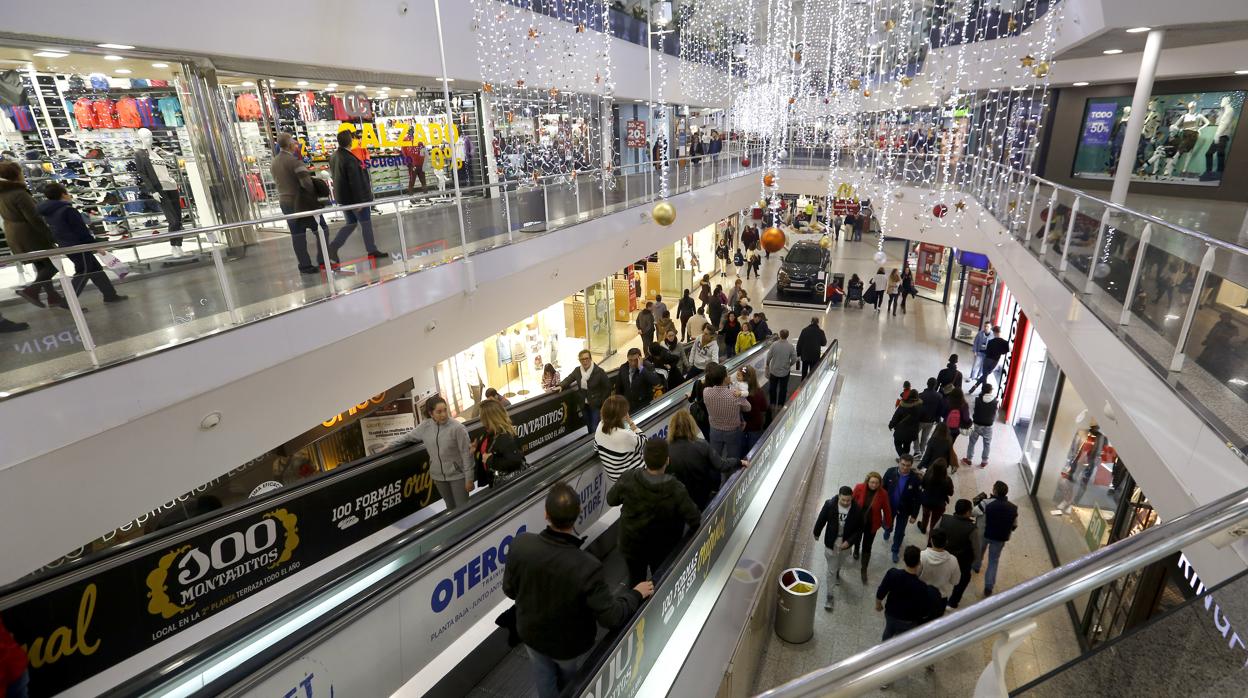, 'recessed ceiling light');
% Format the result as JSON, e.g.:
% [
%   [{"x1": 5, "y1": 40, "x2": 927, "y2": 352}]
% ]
[
  {"x1": 1236, "y1": 70, "x2": 1248, "y2": 75},
  {"x1": 242, "y1": 81, "x2": 255, "y2": 86},
  {"x1": 1103, "y1": 49, "x2": 1123, "y2": 55},
  {"x1": 378, "y1": 86, "x2": 390, "y2": 91},
  {"x1": 151, "y1": 62, "x2": 169, "y2": 68},
  {"x1": 296, "y1": 80, "x2": 309, "y2": 86},
  {"x1": 1011, "y1": 85, "x2": 1026, "y2": 91},
  {"x1": 115, "y1": 68, "x2": 132, "y2": 74},
  {"x1": 404, "y1": 88, "x2": 413, "y2": 93},
  {"x1": 103, "y1": 54, "x2": 124, "y2": 61},
  {"x1": 354, "y1": 84, "x2": 366, "y2": 89},
  {"x1": 33, "y1": 51, "x2": 68, "y2": 58},
  {"x1": 97, "y1": 43, "x2": 135, "y2": 50},
  {"x1": 327, "y1": 83, "x2": 338, "y2": 88},
  {"x1": 325, "y1": 86, "x2": 335, "y2": 91},
  {"x1": 1125, "y1": 27, "x2": 1151, "y2": 33},
  {"x1": 435, "y1": 77, "x2": 454, "y2": 82},
  {"x1": 1073, "y1": 81, "x2": 1090, "y2": 86}
]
